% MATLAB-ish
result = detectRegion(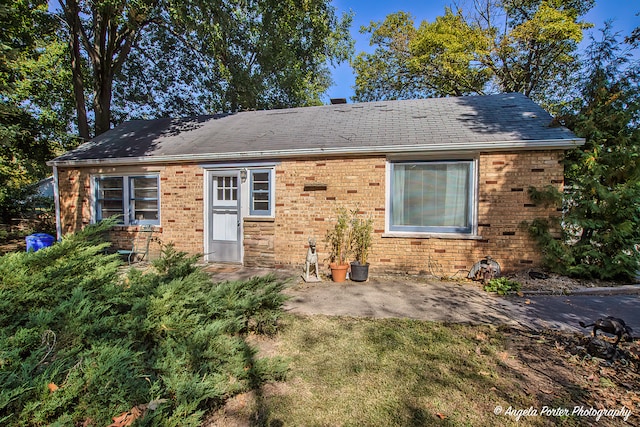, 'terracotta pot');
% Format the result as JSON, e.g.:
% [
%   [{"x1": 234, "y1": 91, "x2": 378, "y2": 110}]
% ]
[{"x1": 330, "y1": 263, "x2": 349, "y2": 282}]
